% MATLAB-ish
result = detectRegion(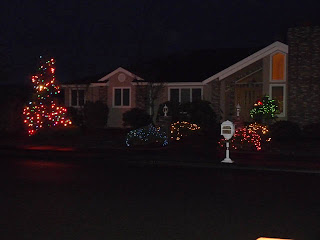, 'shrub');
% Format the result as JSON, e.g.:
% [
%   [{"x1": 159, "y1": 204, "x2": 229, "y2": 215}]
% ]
[
  {"x1": 219, "y1": 127, "x2": 262, "y2": 151},
  {"x1": 125, "y1": 124, "x2": 168, "y2": 147},
  {"x1": 123, "y1": 108, "x2": 151, "y2": 129},
  {"x1": 250, "y1": 96, "x2": 278, "y2": 124},
  {"x1": 183, "y1": 100, "x2": 218, "y2": 131},
  {"x1": 157, "y1": 100, "x2": 219, "y2": 139},
  {"x1": 157, "y1": 101, "x2": 183, "y2": 122},
  {"x1": 83, "y1": 101, "x2": 109, "y2": 129},
  {"x1": 170, "y1": 121, "x2": 201, "y2": 141},
  {"x1": 270, "y1": 120, "x2": 302, "y2": 141},
  {"x1": 302, "y1": 122, "x2": 320, "y2": 140},
  {"x1": 67, "y1": 107, "x2": 84, "y2": 127}
]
